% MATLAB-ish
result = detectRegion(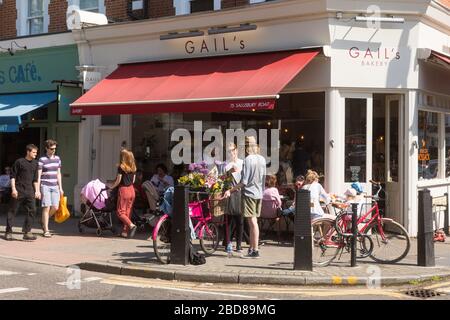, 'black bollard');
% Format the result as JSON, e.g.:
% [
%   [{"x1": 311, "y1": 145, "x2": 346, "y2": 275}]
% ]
[
  {"x1": 293, "y1": 189, "x2": 312, "y2": 271},
  {"x1": 445, "y1": 193, "x2": 449, "y2": 237},
  {"x1": 170, "y1": 185, "x2": 190, "y2": 265},
  {"x1": 418, "y1": 189, "x2": 435, "y2": 267},
  {"x1": 351, "y1": 203, "x2": 358, "y2": 267}
]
